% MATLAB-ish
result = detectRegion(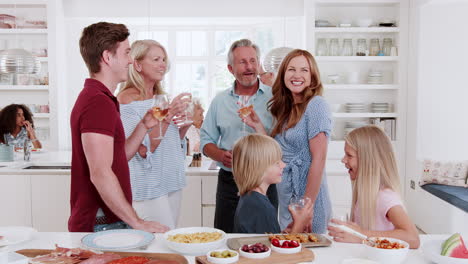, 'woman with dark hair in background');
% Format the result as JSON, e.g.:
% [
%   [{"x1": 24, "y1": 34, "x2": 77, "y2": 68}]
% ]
[{"x1": 0, "y1": 104, "x2": 42, "y2": 149}]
